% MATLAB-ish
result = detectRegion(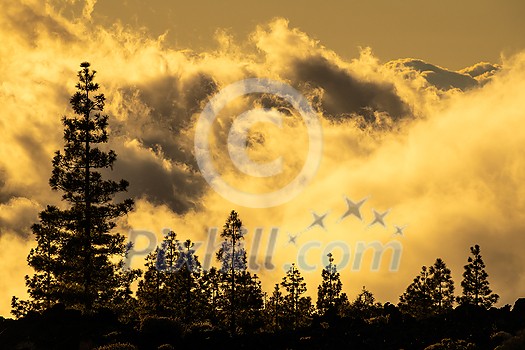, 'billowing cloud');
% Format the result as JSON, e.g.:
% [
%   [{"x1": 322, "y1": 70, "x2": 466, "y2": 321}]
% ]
[
  {"x1": 289, "y1": 55, "x2": 410, "y2": 119},
  {"x1": 0, "y1": 197, "x2": 40, "y2": 239},
  {"x1": 1, "y1": 0, "x2": 524, "y2": 318},
  {"x1": 110, "y1": 138, "x2": 205, "y2": 213},
  {"x1": 386, "y1": 58, "x2": 479, "y2": 91}
]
